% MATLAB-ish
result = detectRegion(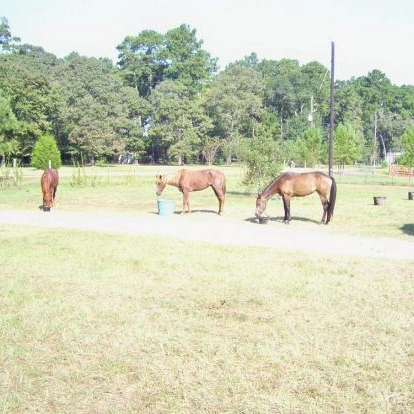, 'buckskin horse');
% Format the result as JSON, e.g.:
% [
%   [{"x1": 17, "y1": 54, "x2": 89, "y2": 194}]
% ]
[
  {"x1": 255, "y1": 171, "x2": 337, "y2": 224},
  {"x1": 41, "y1": 168, "x2": 59, "y2": 211},
  {"x1": 155, "y1": 169, "x2": 226, "y2": 215}
]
